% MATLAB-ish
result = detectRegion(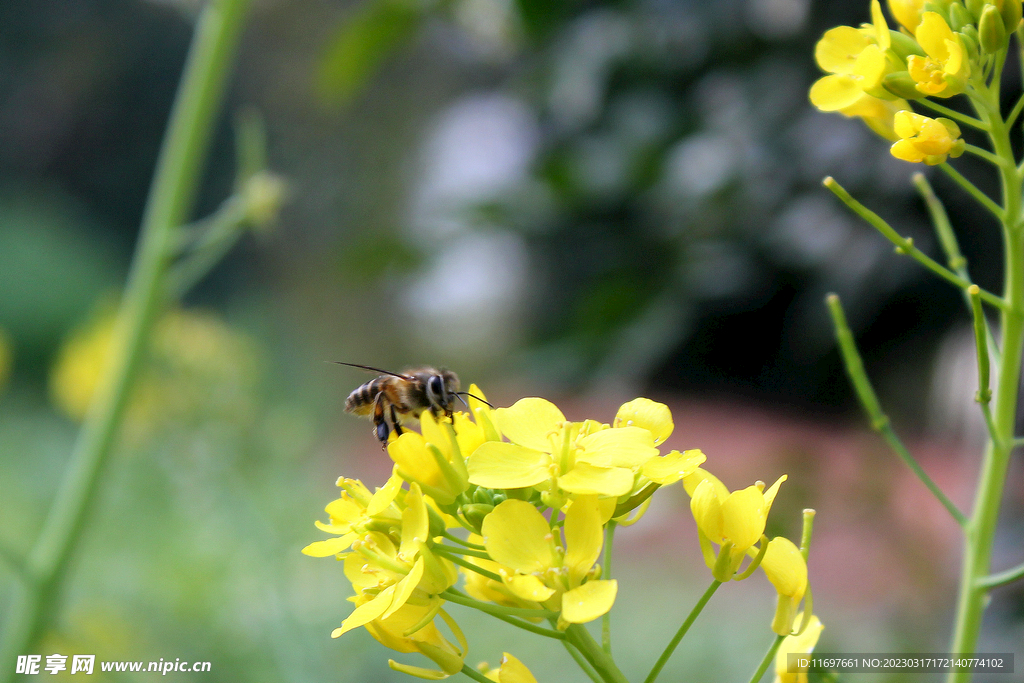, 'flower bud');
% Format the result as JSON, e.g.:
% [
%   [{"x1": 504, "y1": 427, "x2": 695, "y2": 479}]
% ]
[
  {"x1": 966, "y1": 0, "x2": 986, "y2": 21},
  {"x1": 959, "y1": 26, "x2": 982, "y2": 59},
  {"x1": 1002, "y1": 0, "x2": 1023, "y2": 33},
  {"x1": 887, "y1": 29, "x2": 926, "y2": 60},
  {"x1": 948, "y1": 1, "x2": 975, "y2": 29},
  {"x1": 462, "y1": 503, "x2": 494, "y2": 532},
  {"x1": 980, "y1": 4, "x2": 1008, "y2": 51},
  {"x1": 883, "y1": 71, "x2": 925, "y2": 99}
]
